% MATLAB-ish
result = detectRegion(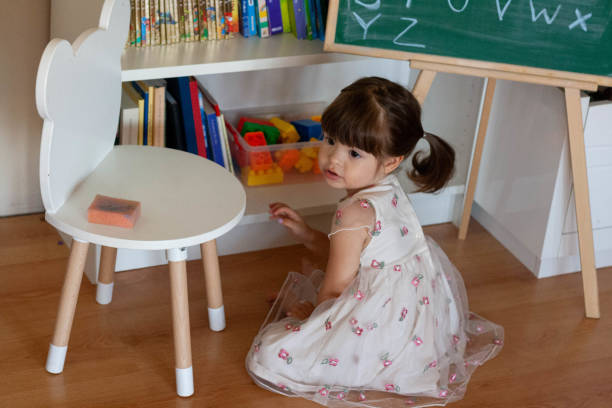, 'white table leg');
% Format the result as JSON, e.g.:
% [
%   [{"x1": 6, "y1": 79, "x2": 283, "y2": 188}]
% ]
[
  {"x1": 200, "y1": 240, "x2": 225, "y2": 332},
  {"x1": 167, "y1": 247, "x2": 194, "y2": 397}
]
